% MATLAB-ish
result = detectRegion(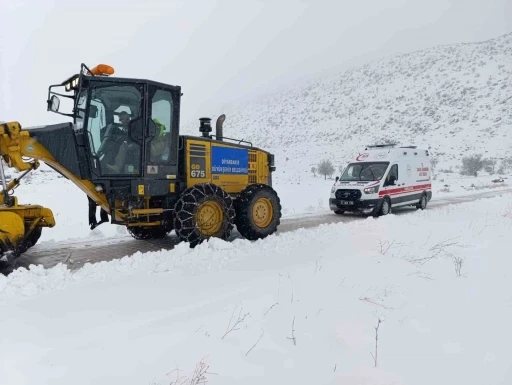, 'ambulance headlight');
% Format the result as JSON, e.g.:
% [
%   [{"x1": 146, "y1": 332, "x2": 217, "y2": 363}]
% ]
[
  {"x1": 331, "y1": 186, "x2": 336, "y2": 193},
  {"x1": 364, "y1": 185, "x2": 379, "y2": 194}
]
